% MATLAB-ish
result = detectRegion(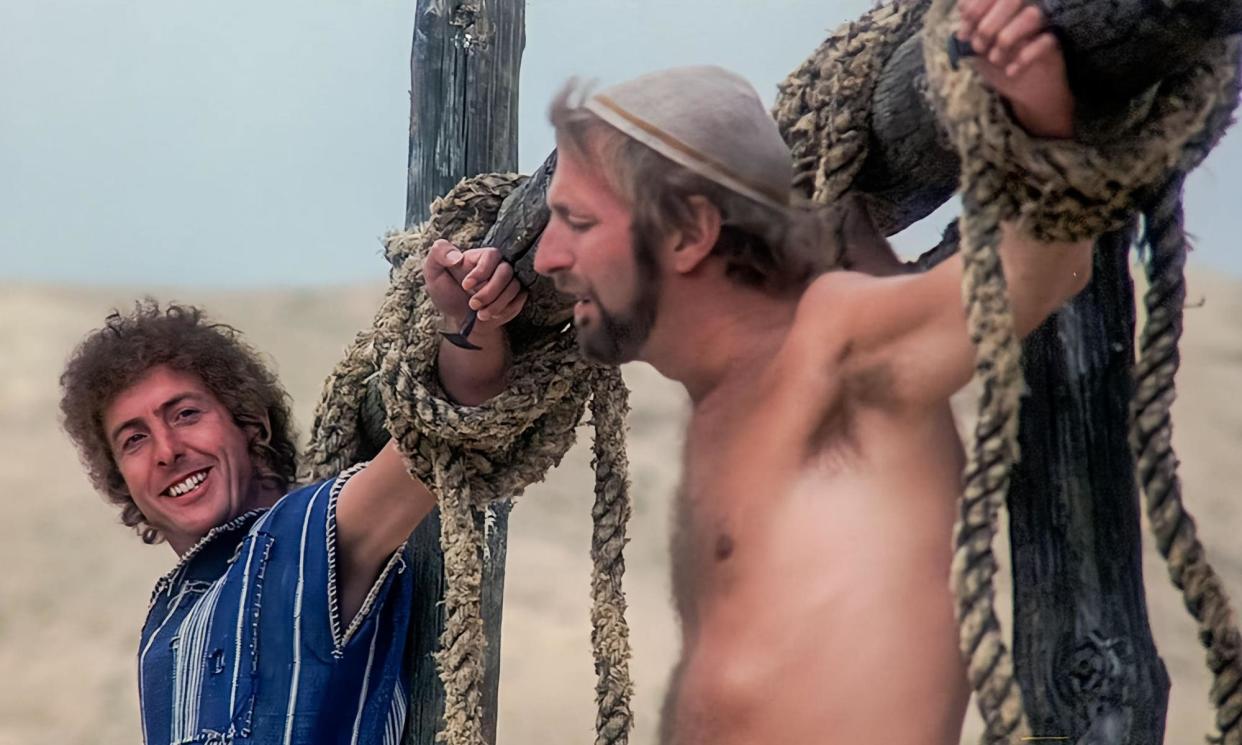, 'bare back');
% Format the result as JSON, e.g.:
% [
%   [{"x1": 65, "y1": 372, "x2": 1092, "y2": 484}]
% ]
[{"x1": 663, "y1": 280, "x2": 971, "y2": 745}]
